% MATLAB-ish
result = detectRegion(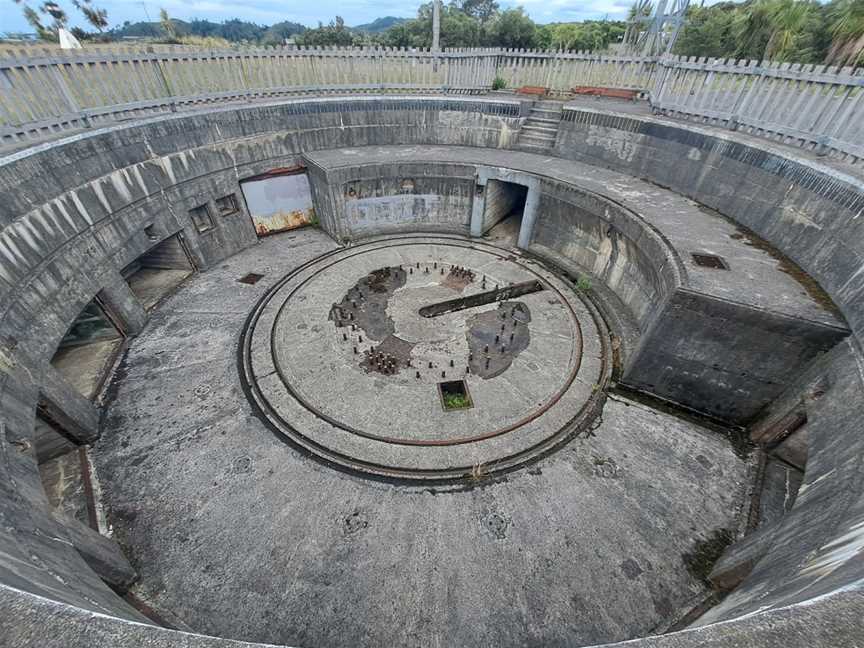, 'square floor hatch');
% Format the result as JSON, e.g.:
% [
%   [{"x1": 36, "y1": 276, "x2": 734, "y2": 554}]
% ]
[
  {"x1": 238, "y1": 273, "x2": 265, "y2": 285},
  {"x1": 691, "y1": 253, "x2": 729, "y2": 270},
  {"x1": 438, "y1": 380, "x2": 473, "y2": 411}
]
